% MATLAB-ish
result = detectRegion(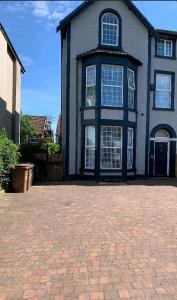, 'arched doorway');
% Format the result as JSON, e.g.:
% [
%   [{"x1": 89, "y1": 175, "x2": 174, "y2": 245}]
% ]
[{"x1": 149, "y1": 125, "x2": 176, "y2": 177}]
